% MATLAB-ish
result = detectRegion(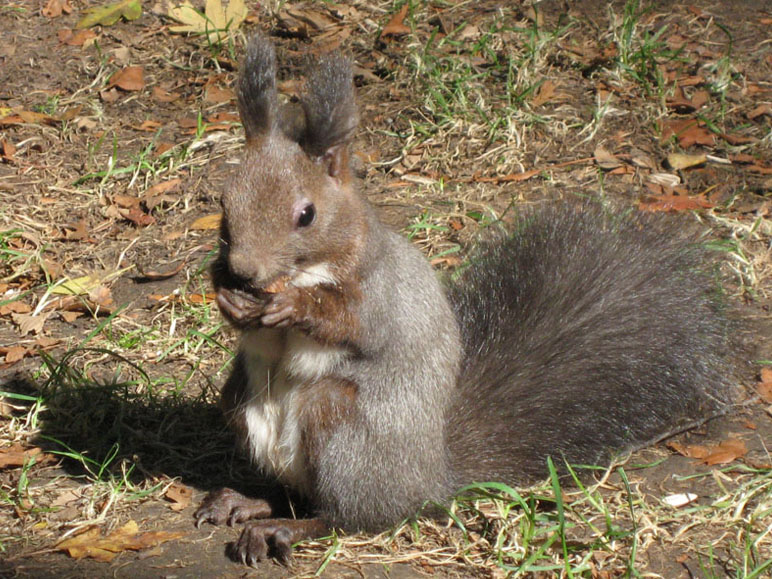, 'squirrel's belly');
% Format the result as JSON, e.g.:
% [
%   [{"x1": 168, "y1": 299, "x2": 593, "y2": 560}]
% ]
[{"x1": 239, "y1": 327, "x2": 349, "y2": 494}]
